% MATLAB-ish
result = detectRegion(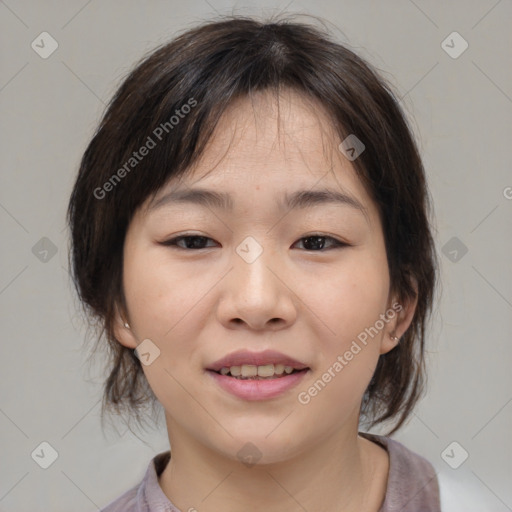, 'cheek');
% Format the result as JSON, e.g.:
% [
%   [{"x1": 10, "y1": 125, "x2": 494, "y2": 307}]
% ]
[
  {"x1": 122, "y1": 247, "x2": 209, "y2": 413},
  {"x1": 123, "y1": 246, "x2": 208, "y2": 339},
  {"x1": 293, "y1": 258, "x2": 388, "y2": 426},
  {"x1": 301, "y1": 249, "x2": 389, "y2": 395},
  {"x1": 309, "y1": 250, "x2": 390, "y2": 341}
]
